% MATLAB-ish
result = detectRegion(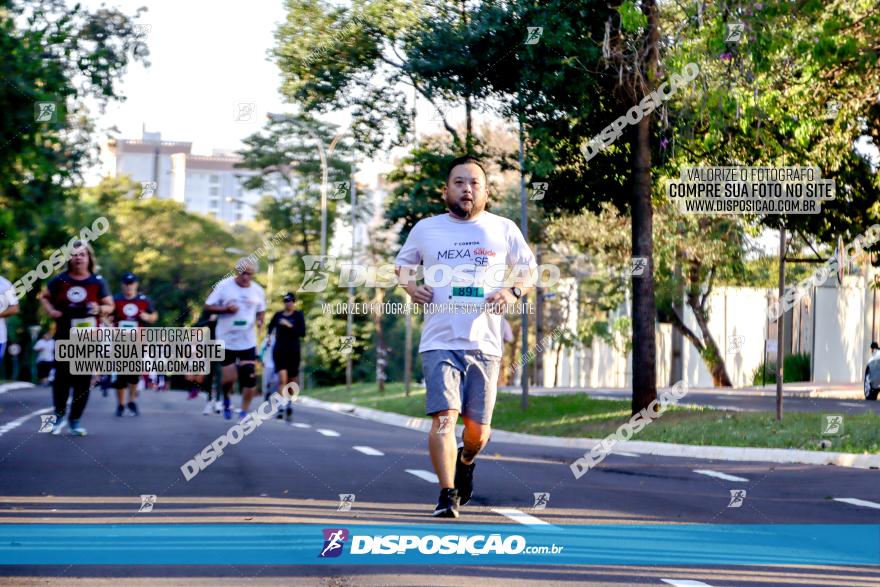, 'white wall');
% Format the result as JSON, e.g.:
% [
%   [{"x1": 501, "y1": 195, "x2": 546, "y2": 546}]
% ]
[{"x1": 812, "y1": 277, "x2": 867, "y2": 383}]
